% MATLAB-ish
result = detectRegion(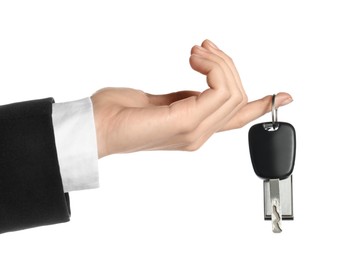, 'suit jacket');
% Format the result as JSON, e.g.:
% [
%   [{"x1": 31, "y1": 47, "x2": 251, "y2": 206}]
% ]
[{"x1": 0, "y1": 98, "x2": 71, "y2": 234}]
